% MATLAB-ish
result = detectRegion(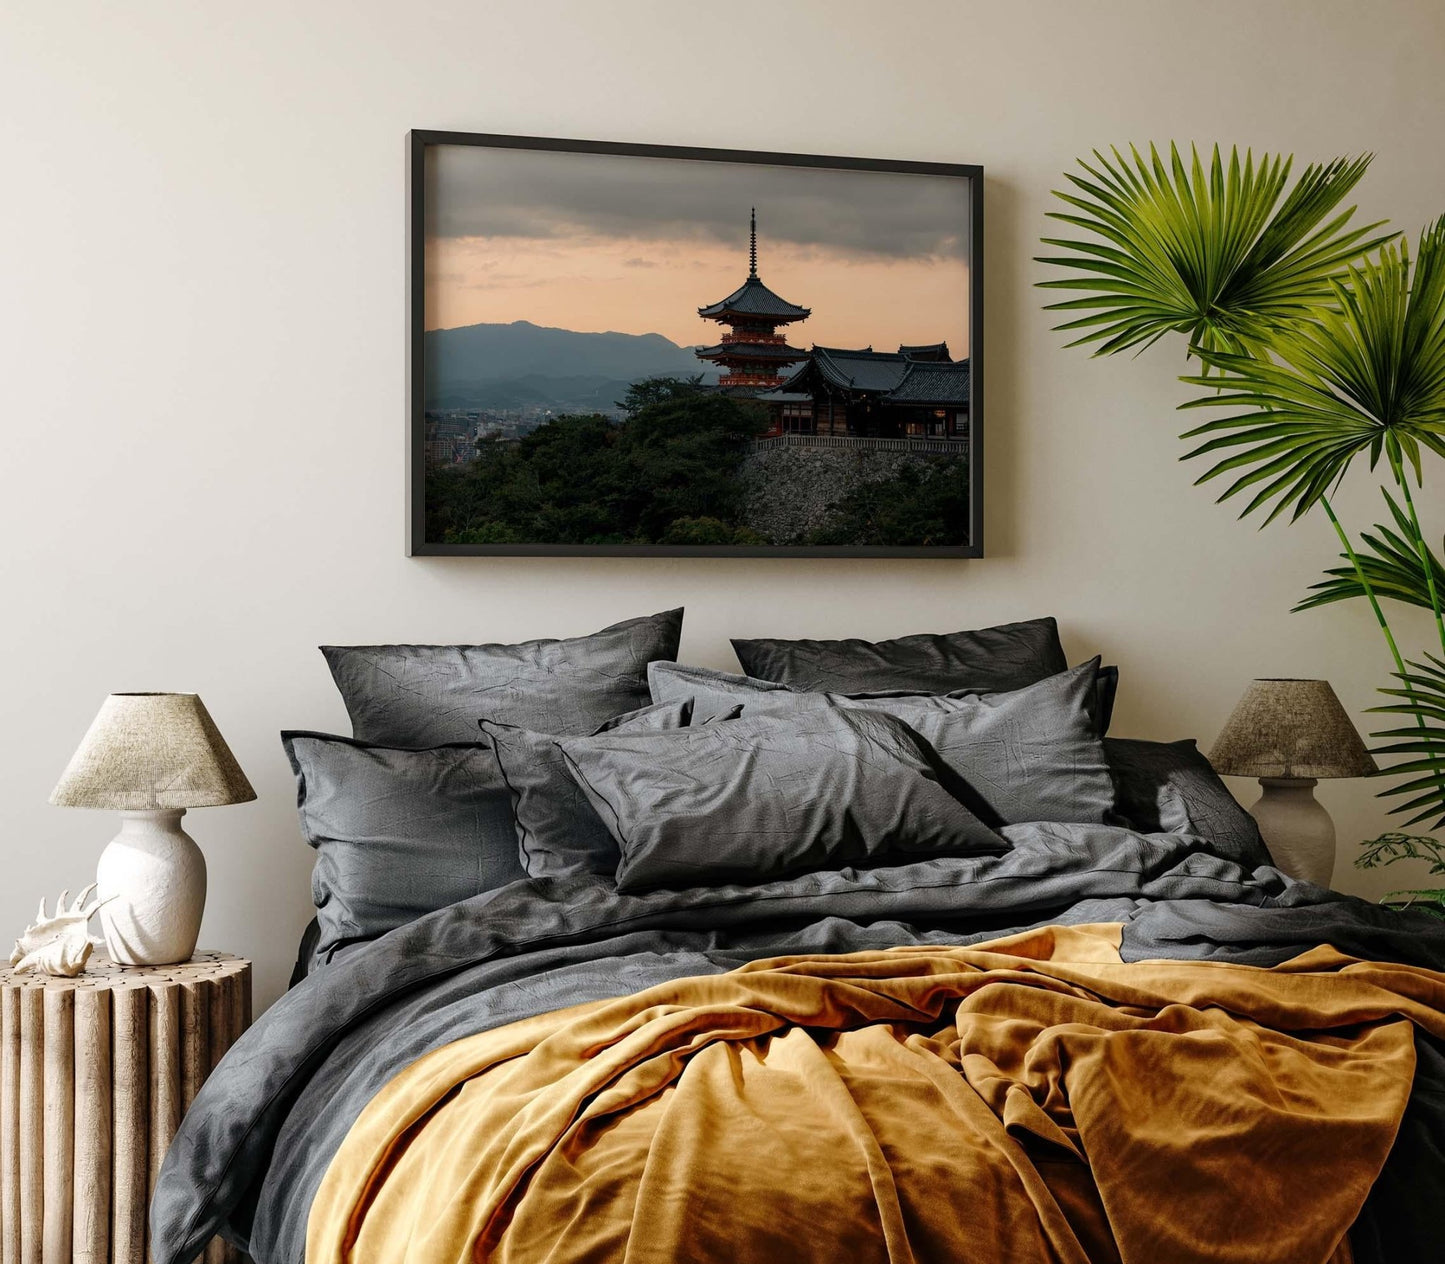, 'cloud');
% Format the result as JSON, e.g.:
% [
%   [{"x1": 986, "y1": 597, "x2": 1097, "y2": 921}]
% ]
[{"x1": 423, "y1": 142, "x2": 971, "y2": 262}]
